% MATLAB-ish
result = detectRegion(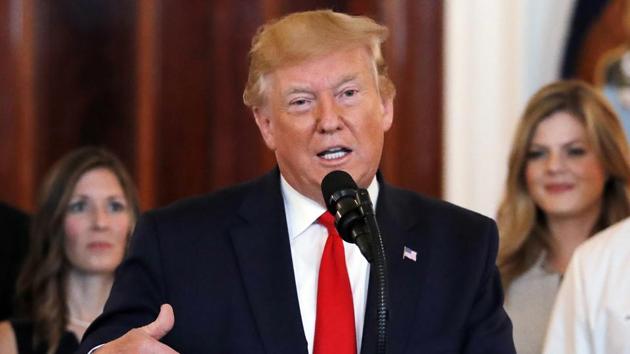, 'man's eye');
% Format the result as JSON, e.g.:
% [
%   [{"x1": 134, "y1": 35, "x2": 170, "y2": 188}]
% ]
[
  {"x1": 342, "y1": 89, "x2": 358, "y2": 98},
  {"x1": 68, "y1": 201, "x2": 87, "y2": 213},
  {"x1": 290, "y1": 98, "x2": 308, "y2": 106}
]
